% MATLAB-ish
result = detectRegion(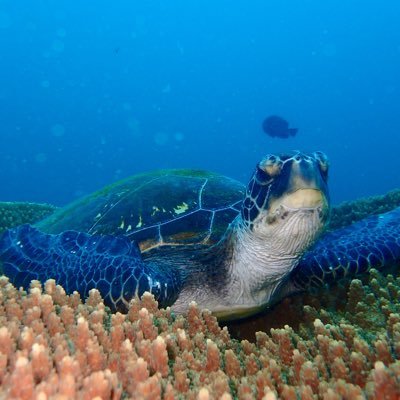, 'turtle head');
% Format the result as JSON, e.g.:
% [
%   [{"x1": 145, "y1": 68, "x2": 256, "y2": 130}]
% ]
[
  {"x1": 241, "y1": 151, "x2": 330, "y2": 253},
  {"x1": 209, "y1": 151, "x2": 330, "y2": 320}
]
